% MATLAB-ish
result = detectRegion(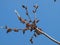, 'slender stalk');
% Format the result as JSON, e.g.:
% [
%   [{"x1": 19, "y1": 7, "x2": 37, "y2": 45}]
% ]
[
  {"x1": 36, "y1": 28, "x2": 60, "y2": 45},
  {"x1": 34, "y1": 13, "x2": 36, "y2": 24}
]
